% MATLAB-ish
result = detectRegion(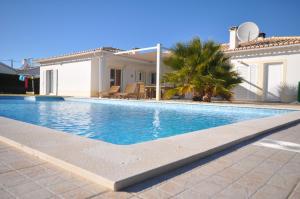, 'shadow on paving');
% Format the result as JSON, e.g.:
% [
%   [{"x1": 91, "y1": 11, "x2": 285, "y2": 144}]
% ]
[{"x1": 124, "y1": 120, "x2": 300, "y2": 193}]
